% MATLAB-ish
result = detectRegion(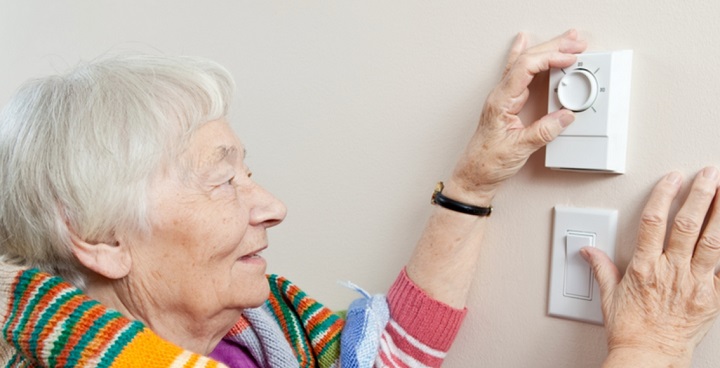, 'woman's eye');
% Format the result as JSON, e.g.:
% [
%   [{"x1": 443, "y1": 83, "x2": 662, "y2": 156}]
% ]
[
  {"x1": 247, "y1": 171, "x2": 253, "y2": 178},
  {"x1": 226, "y1": 176, "x2": 235, "y2": 186}
]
